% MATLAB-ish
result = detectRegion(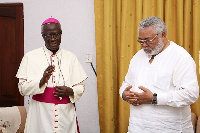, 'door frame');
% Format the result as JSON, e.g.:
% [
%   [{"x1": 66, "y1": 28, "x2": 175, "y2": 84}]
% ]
[{"x1": 0, "y1": 3, "x2": 24, "y2": 106}]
